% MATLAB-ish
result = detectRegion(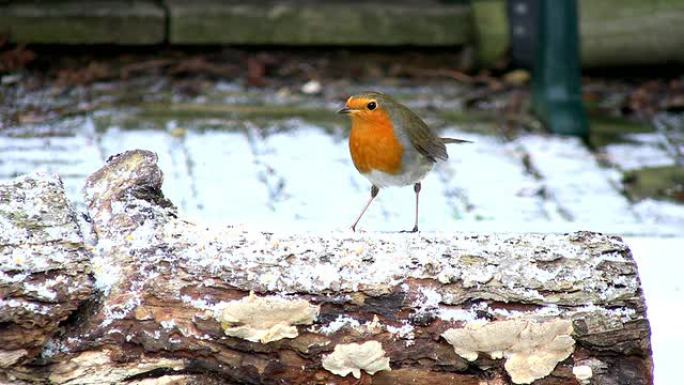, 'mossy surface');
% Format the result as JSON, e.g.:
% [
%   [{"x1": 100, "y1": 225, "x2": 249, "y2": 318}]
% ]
[
  {"x1": 471, "y1": 0, "x2": 509, "y2": 67},
  {"x1": 0, "y1": 1, "x2": 165, "y2": 44},
  {"x1": 168, "y1": 2, "x2": 471, "y2": 46},
  {"x1": 623, "y1": 166, "x2": 684, "y2": 202},
  {"x1": 588, "y1": 116, "x2": 655, "y2": 148}
]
